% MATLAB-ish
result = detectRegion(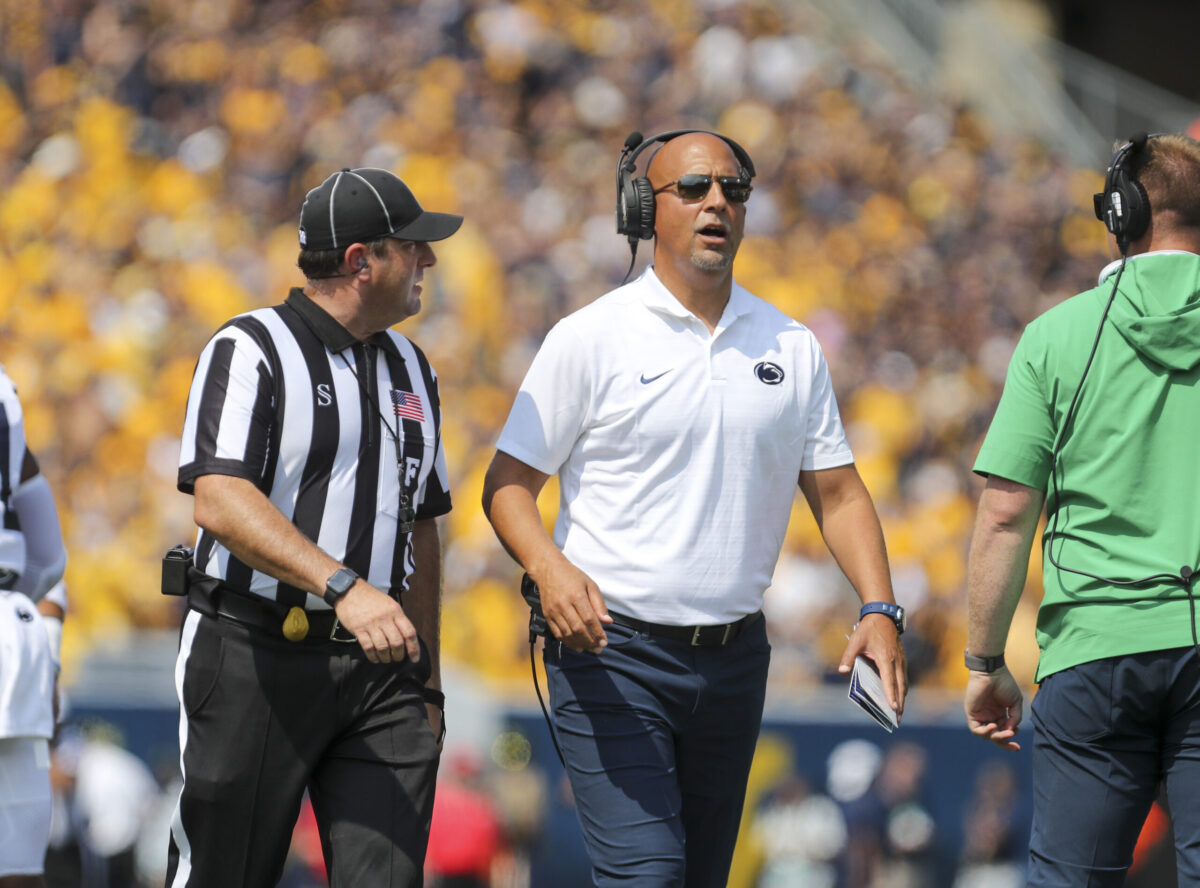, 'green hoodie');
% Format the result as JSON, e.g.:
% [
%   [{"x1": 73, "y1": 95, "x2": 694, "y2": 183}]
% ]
[{"x1": 975, "y1": 251, "x2": 1200, "y2": 681}]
